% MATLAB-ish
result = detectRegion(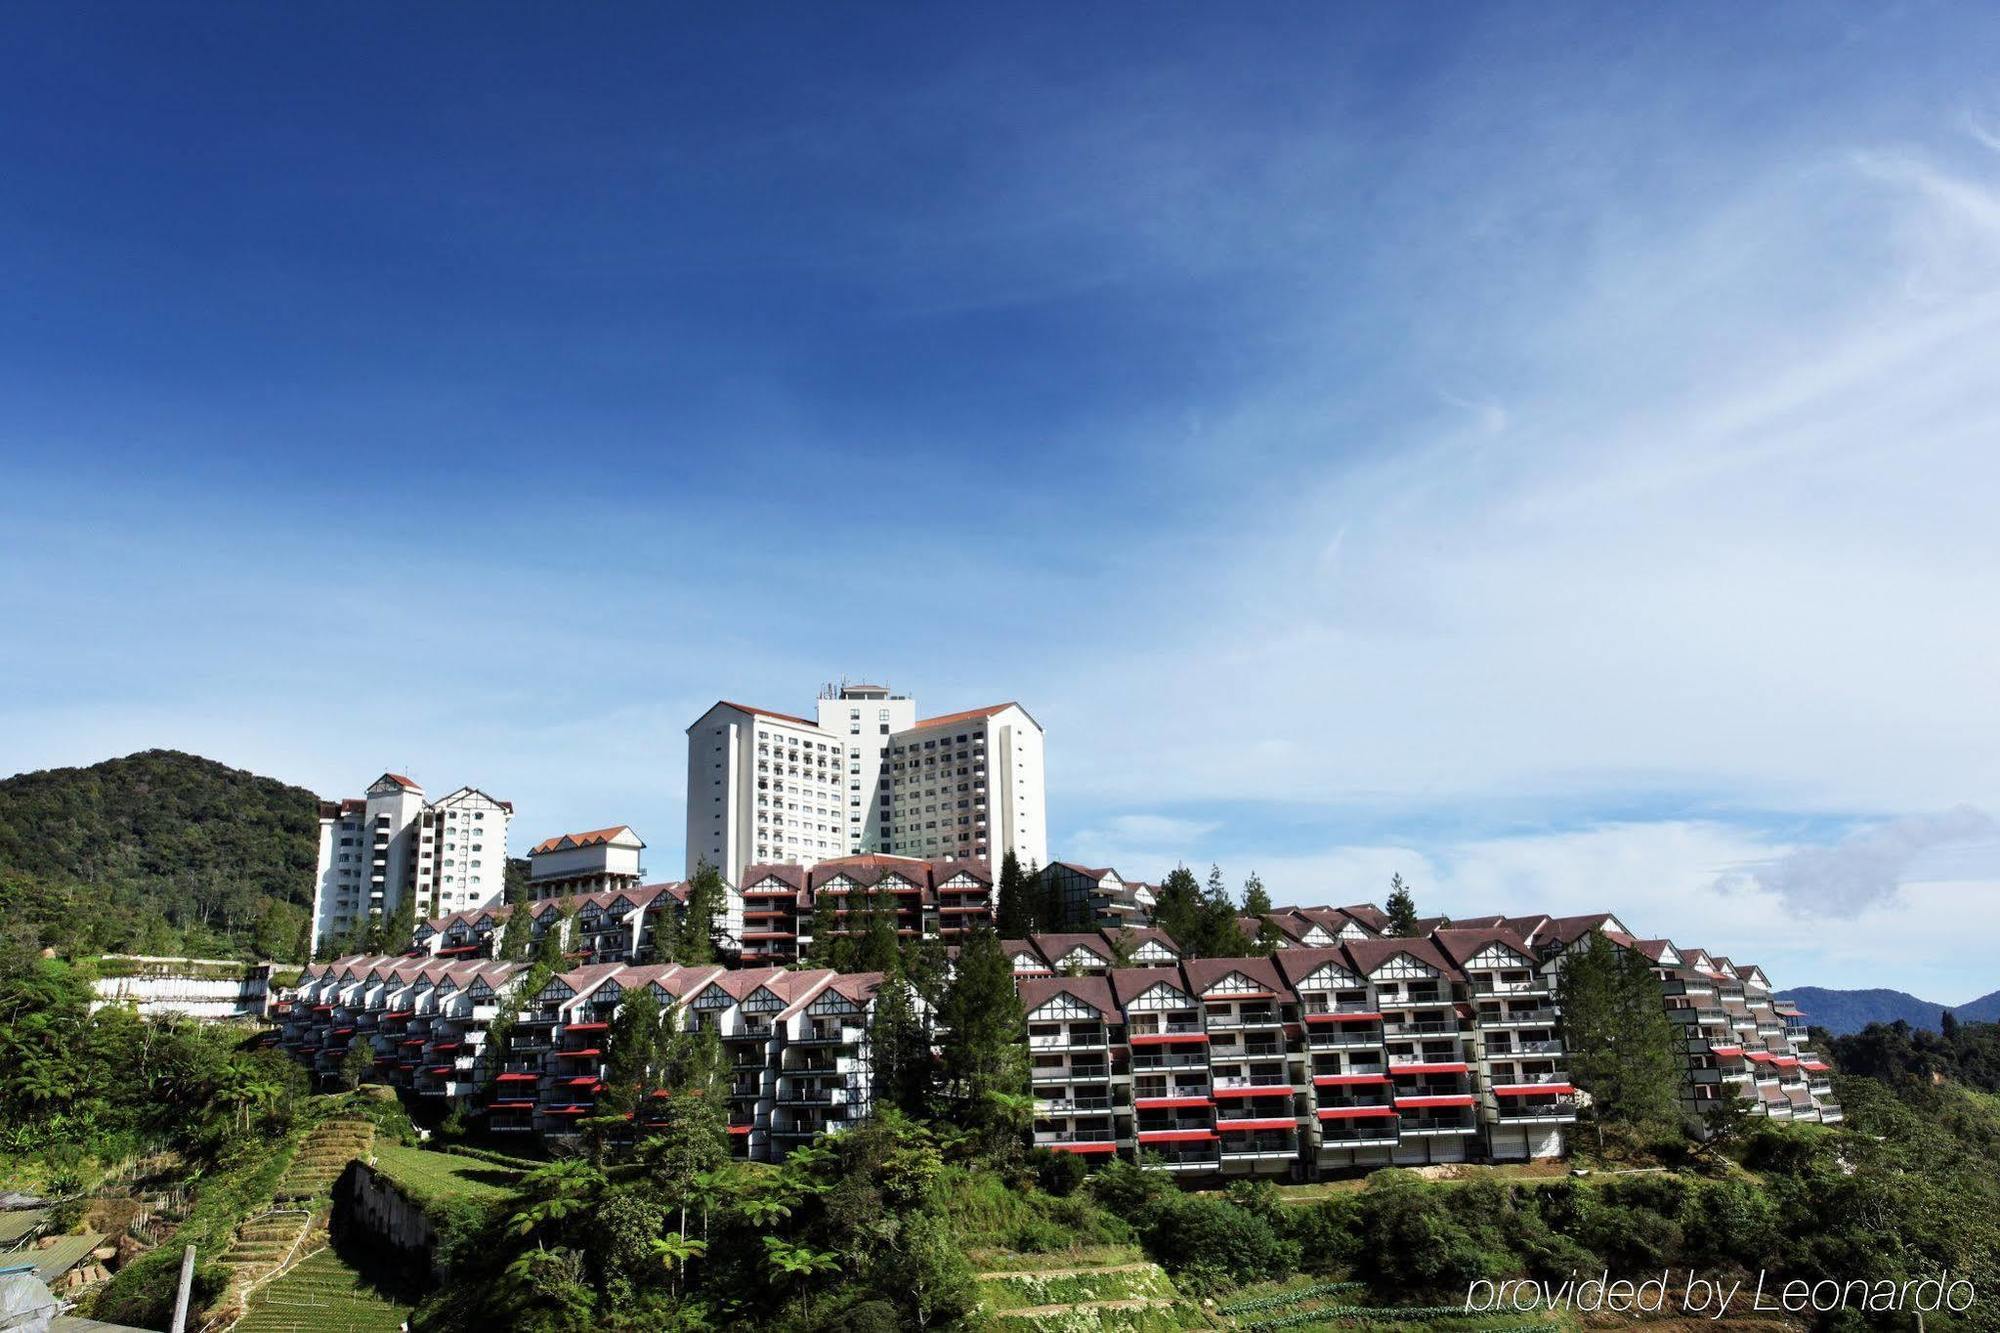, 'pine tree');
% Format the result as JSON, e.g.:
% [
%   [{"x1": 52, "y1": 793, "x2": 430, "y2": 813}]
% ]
[
  {"x1": 1385, "y1": 874, "x2": 1419, "y2": 937},
  {"x1": 1152, "y1": 866, "x2": 1203, "y2": 953},
  {"x1": 383, "y1": 884, "x2": 419, "y2": 957},
  {"x1": 339, "y1": 1036, "x2": 373, "y2": 1091},
  {"x1": 995, "y1": 850, "x2": 1032, "y2": 938},
  {"x1": 605, "y1": 987, "x2": 664, "y2": 1107},
  {"x1": 676, "y1": 859, "x2": 726, "y2": 964},
  {"x1": 496, "y1": 902, "x2": 533, "y2": 961},
  {"x1": 869, "y1": 974, "x2": 933, "y2": 1118},
  {"x1": 857, "y1": 887, "x2": 903, "y2": 975},
  {"x1": 1242, "y1": 872, "x2": 1272, "y2": 915},
  {"x1": 935, "y1": 928, "x2": 1027, "y2": 1156},
  {"x1": 1193, "y1": 864, "x2": 1250, "y2": 958},
  {"x1": 1555, "y1": 933, "x2": 1683, "y2": 1146}
]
